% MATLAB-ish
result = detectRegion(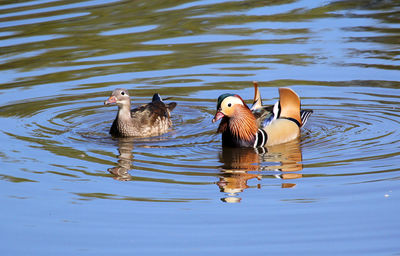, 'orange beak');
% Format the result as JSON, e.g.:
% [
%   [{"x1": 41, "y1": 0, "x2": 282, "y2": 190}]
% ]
[
  {"x1": 212, "y1": 111, "x2": 225, "y2": 123},
  {"x1": 104, "y1": 96, "x2": 117, "y2": 105}
]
